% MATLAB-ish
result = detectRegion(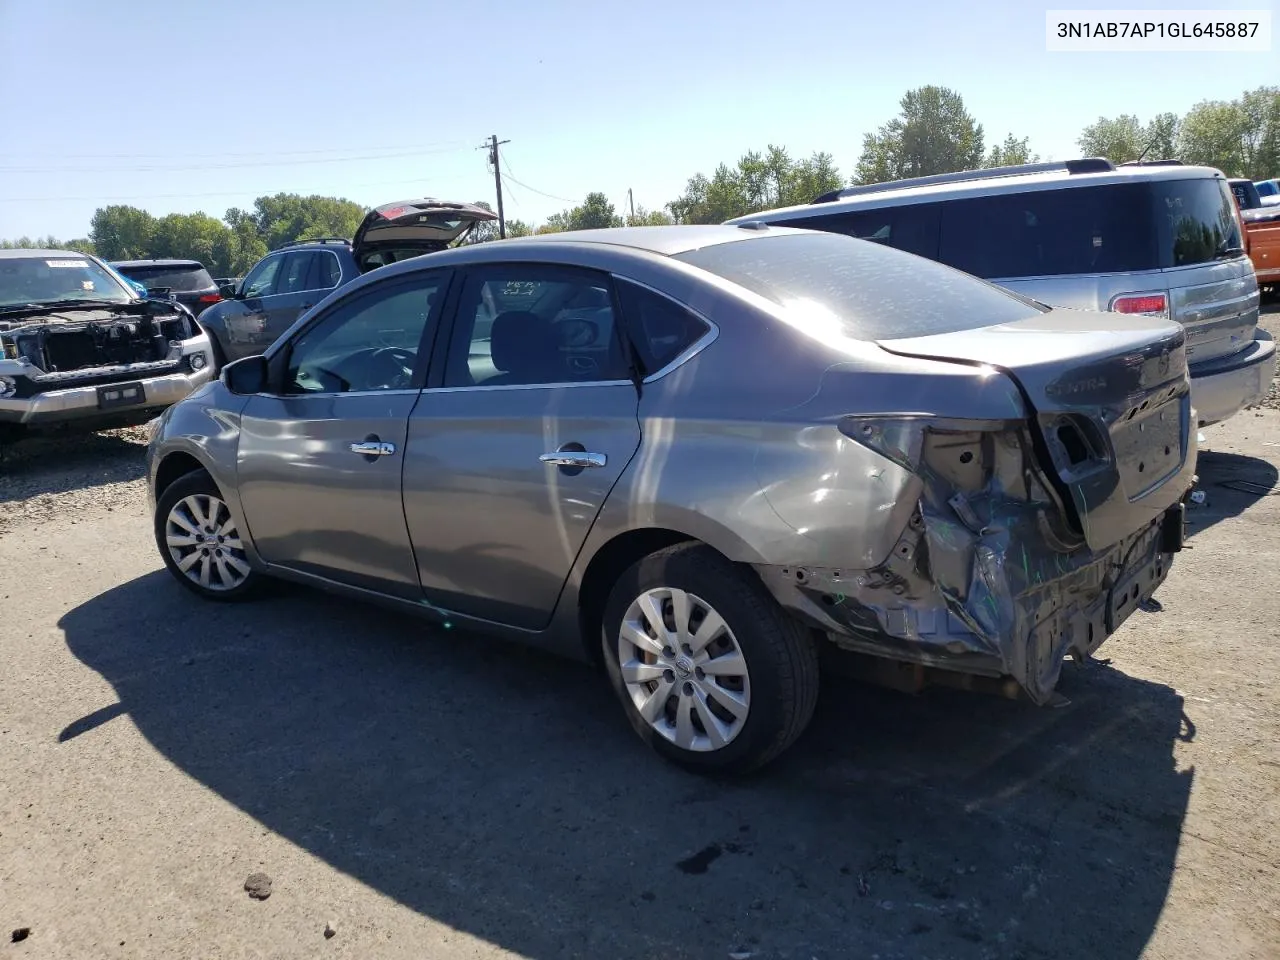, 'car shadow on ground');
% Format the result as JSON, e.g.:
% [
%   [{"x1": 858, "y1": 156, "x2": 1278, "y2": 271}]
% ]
[
  {"x1": 0, "y1": 429, "x2": 145, "y2": 501},
  {"x1": 1186, "y1": 449, "x2": 1279, "y2": 537},
  {"x1": 61, "y1": 573, "x2": 1192, "y2": 960}
]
